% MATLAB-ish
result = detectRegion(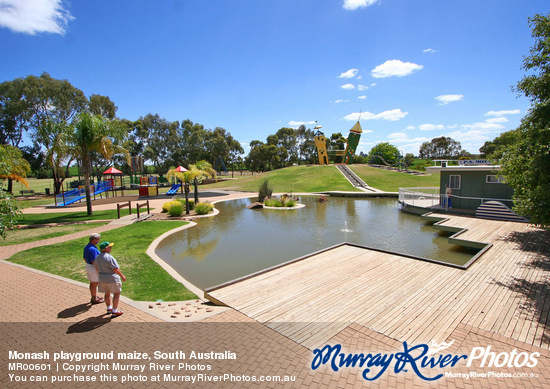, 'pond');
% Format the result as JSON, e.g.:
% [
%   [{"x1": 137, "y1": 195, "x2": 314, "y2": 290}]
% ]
[{"x1": 155, "y1": 196, "x2": 477, "y2": 290}]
